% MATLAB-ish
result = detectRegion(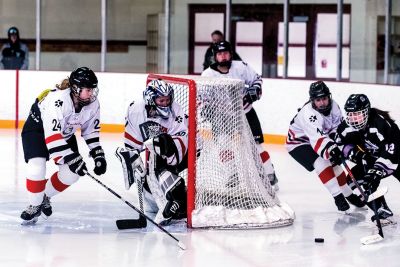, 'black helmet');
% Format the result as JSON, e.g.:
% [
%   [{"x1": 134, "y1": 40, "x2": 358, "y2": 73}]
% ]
[
  {"x1": 69, "y1": 67, "x2": 99, "y2": 106},
  {"x1": 7, "y1": 26, "x2": 20, "y2": 41},
  {"x1": 344, "y1": 94, "x2": 370, "y2": 130},
  {"x1": 212, "y1": 41, "x2": 233, "y2": 67},
  {"x1": 309, "y1": 81, "x2": 332, "y2": 115},
  {"x1": 69, "y1": 67, "x2": 98, "y2": 88}
]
